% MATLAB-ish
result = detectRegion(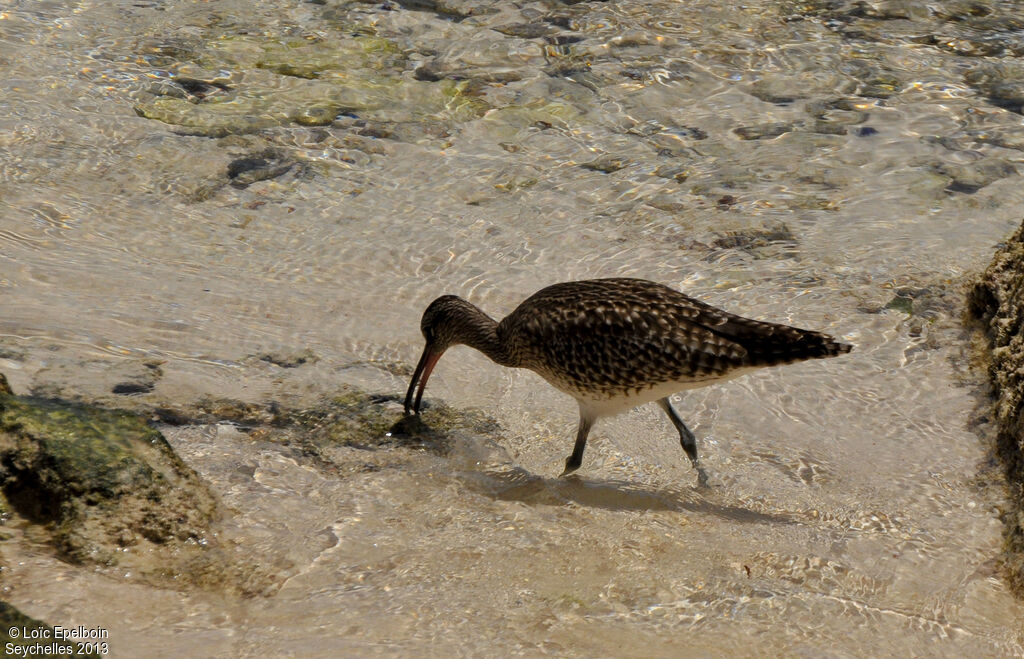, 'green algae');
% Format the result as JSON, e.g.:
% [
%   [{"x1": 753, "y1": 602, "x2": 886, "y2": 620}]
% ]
[
  {"x1": 253, "y1": 36, "x2": 403, "y2": 79},
  {"x1": 135, "y1": 72, "x2": 488, "y2": 136},
  {"x1": 483, "y1": 99, "x2": 580, "y2": 128},
  {"x1": 2, "y1": 398, "x2": 164, "y2": 500},
  {"x1": 319, "y1": 387, "x2": 499, "y2": 453},
  {"x1": 885, "y1": 295, "x2": 915, "y2": 315},
  {"x1": 134, "y1": 32, "x2": 489, "y2": 137},
  {"x1": 152, "y1": 384, "x2": 501, "y2": 470},
  {"x1": 134, "y1": 95, "x2": 284, "y2": 136}
]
